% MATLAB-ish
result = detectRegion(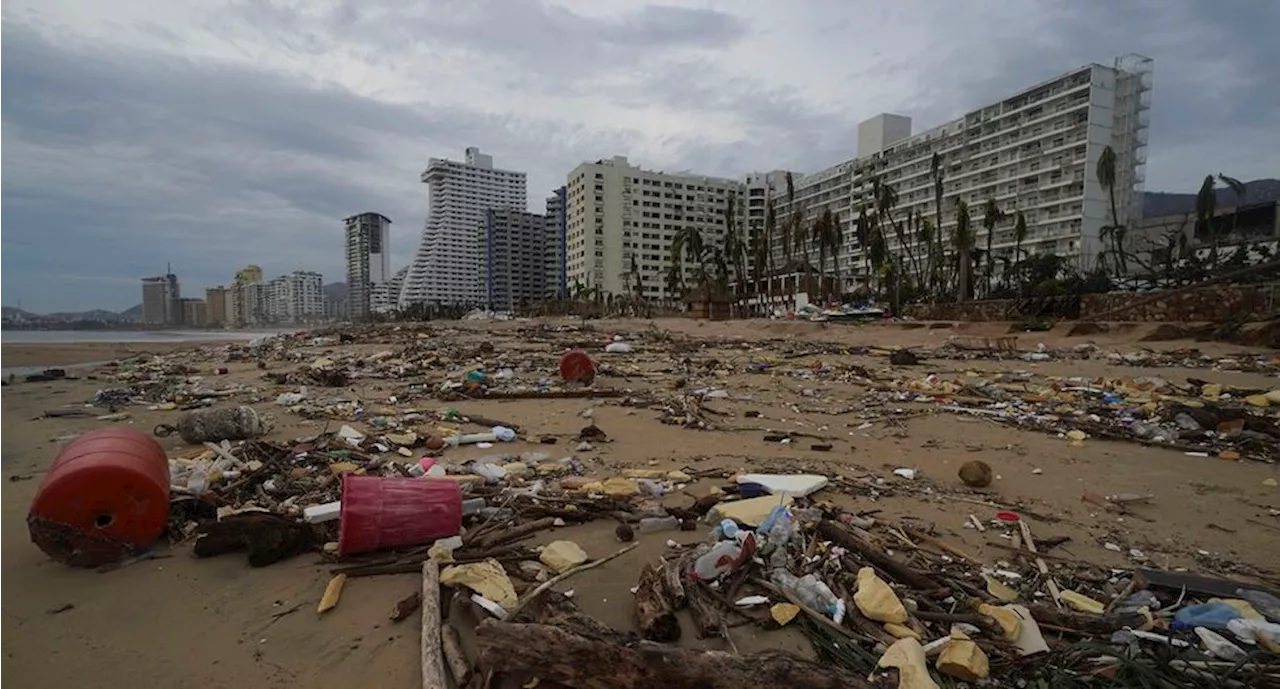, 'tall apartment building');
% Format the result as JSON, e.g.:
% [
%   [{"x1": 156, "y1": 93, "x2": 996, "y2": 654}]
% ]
[
  {"x1": 400, "y1": 148, "x2": 527, "y2": 307},
  {"x1": 228, "y1": 265, "x2": 264, "y2": 327},
  {"x1": 180, "y1": 298, "x2": 207, "y2": 327},
  {"x1": 205, "y1": 287, "x2": 228, "y2": 327},
  {"x1": 263, "y1": 271, "x2": 324, "y2": 323},
  {"x1": 480, "y1": 209, "x2": 548, "y2": 311},
  {"x1": 773, "y1": 55, "x2": 1152, "y2": 287},
  {"x1": 742, "y1": 171, "x2": 789, "y2": 268},
  {"x1": 544, "y1": 187, "x2": 568, "y2": 299},
  {"x1": 140, "y1": 273, "x2": 180, "y2": 325},
  {"x1": 564, "y1": 156, "x2": 744, "y2": 302},
  {"x1": 344, "y1": 212, "x2": 392, "y2": 322},
  {"x1": 371, "y1": 266, "x2": 409, "y2": 314}
]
